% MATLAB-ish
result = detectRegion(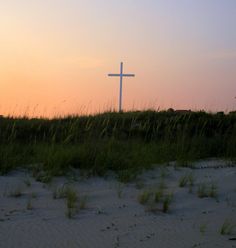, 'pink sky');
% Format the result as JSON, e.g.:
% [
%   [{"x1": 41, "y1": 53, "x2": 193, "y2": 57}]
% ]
[{"x1": 0, "y1": 1, "x2": 235, "y2": 117}]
